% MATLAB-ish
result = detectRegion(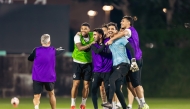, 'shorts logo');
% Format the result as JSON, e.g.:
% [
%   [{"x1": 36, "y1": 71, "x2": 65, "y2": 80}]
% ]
[
  {"x1": 73, "y1": 74, "x2": 76, "y2": 78},
  {"x1": 117, "y1": 66, "x2": 120, "y2": 69}
]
